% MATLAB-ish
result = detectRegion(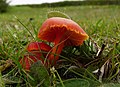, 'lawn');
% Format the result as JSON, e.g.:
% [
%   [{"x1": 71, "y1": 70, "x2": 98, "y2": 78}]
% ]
[{"x1": 0, "y1": 5, "x2": 120, "y2": 87}]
